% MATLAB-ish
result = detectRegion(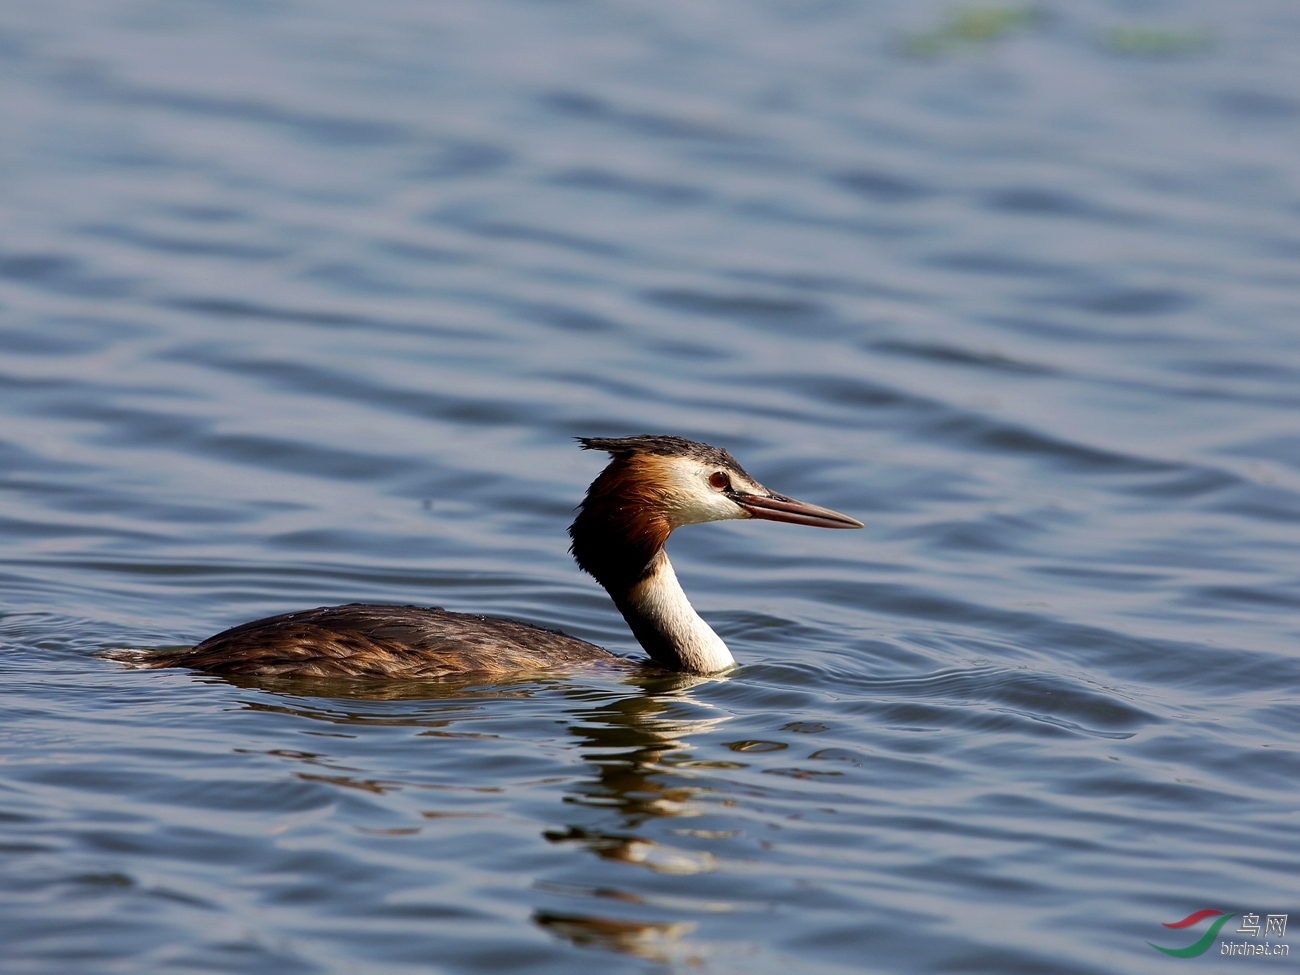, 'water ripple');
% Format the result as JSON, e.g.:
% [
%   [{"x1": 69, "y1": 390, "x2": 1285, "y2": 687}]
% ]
[{"x1": 2, "y1": 1, "x2": 1298, "y2": 973}]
